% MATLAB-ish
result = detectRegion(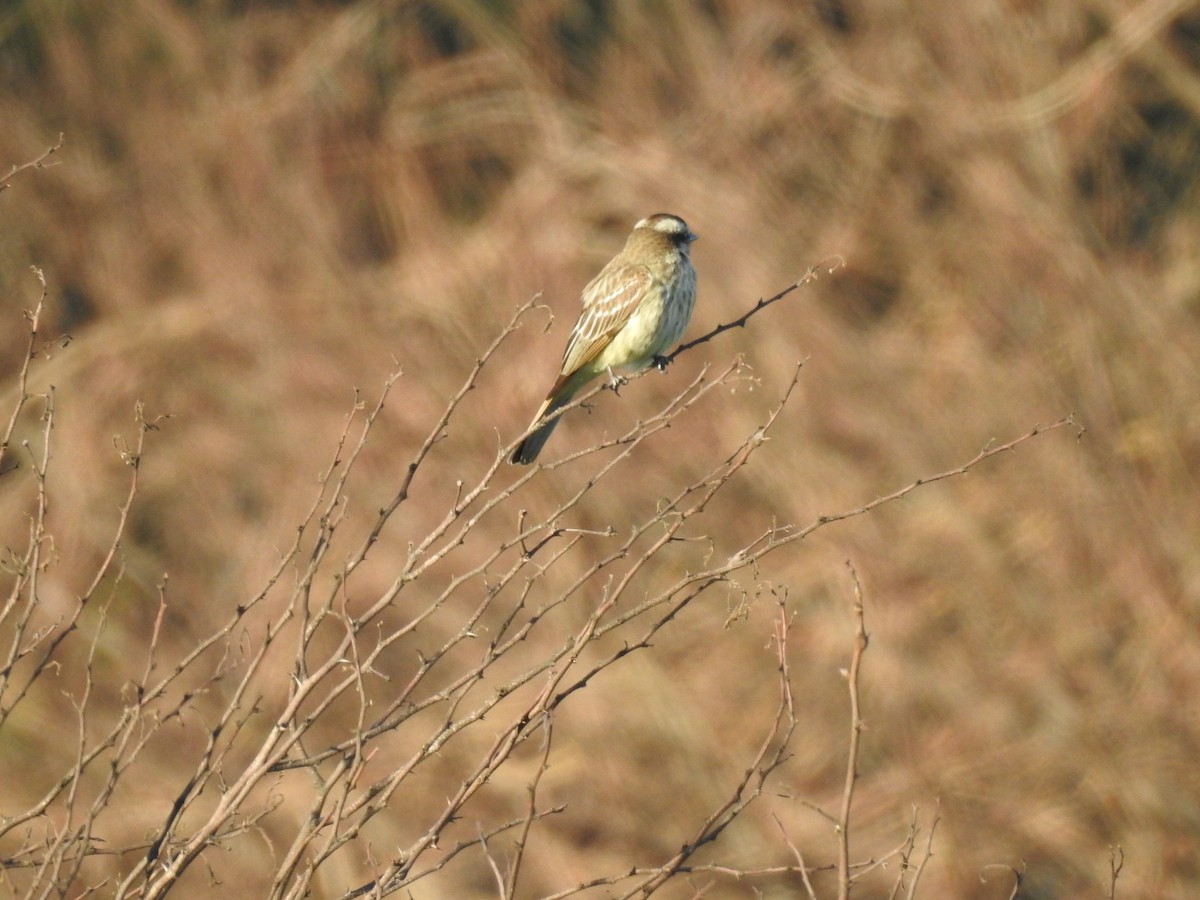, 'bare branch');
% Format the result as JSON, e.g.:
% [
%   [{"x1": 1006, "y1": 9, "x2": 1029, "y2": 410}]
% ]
[
  {"x1": 0, "y1": 136, "x2": 64, "y2": 193},
  {"x1": 837, "y1": 562, "x2": 869, "y2": 900},
  {"x1": 668, "y1": 258, "x2": 845, "y2": 361},
  {"x1": 905, "y1": 806, "x2": 940, "y2": 900},
  {"x1": 1106, "y1": 845, "x2": 1124, "y2": 899},
  {"x1": 504, "y1": 715, "x2": 555, "y2": 899}
]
